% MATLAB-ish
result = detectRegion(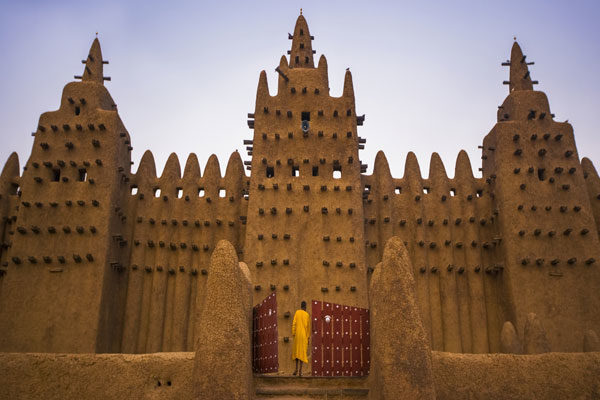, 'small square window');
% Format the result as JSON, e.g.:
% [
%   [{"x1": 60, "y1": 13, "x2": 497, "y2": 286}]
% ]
[
  {"x1": 301, "y1": 111, "x2": 310, "y2": 121},
  {"x1": 154, "y1": 188, "x2": 161, "y2": 197},
  {"x1": 78, "y1": 169, "x2": 87, "y2": 182},
  {"x1": 312, "y1": 166, "x2": 319, "y2": 176},
  {"x1": 131, "y1": 186, "x2": 138, "y2": 195},
  {"x1": 291, "y1": 166, "x2": 299, "y2": 177},
  {"x1": 476, "y1": 190, "x2": 483, "y2": 198},
  {"x1": 423, "y1": 187, "x2": 430, "y2": 194},
  {"x1": 450, "y1": 189, "x2": 456, "y2": 197},
  {"x1": 51, "y1": 169, "x2": 60, "y2": 182},
  {"x1": 266, "y1": 166, "x2": 275, "y2": 178},
  {"x1": 219, "y1": 189, "x2": 226, "y2": 198},
  {"x1": 333, "y1": 165, "x2": 342, "y2": 179},
  {"x1": 198, "y1": 188, "x2": 205, "y2": 197},
  {"x1": 177, "y1": 188, "x2": 183, "y2": 198},
  {"x1": 395, "y1": 187, "x2": 402, "y2": 194}
]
